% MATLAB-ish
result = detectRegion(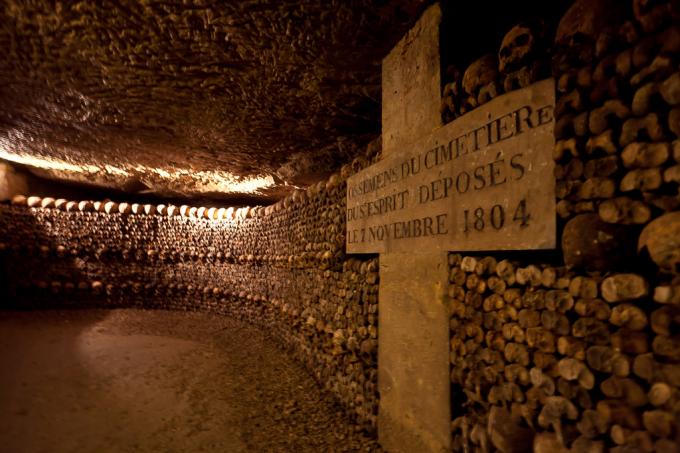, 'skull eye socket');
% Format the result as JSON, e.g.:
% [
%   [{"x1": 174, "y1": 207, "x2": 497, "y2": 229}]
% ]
[
  {"x1": 514, "y1": 33, "x2": 531, "y2": 47},
  {"x1": 570, "y1": 32, "x2": 589, "y2": 46},
  {"x1": 500, "y1": 47, "x2": 511, "y2": 58}
]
